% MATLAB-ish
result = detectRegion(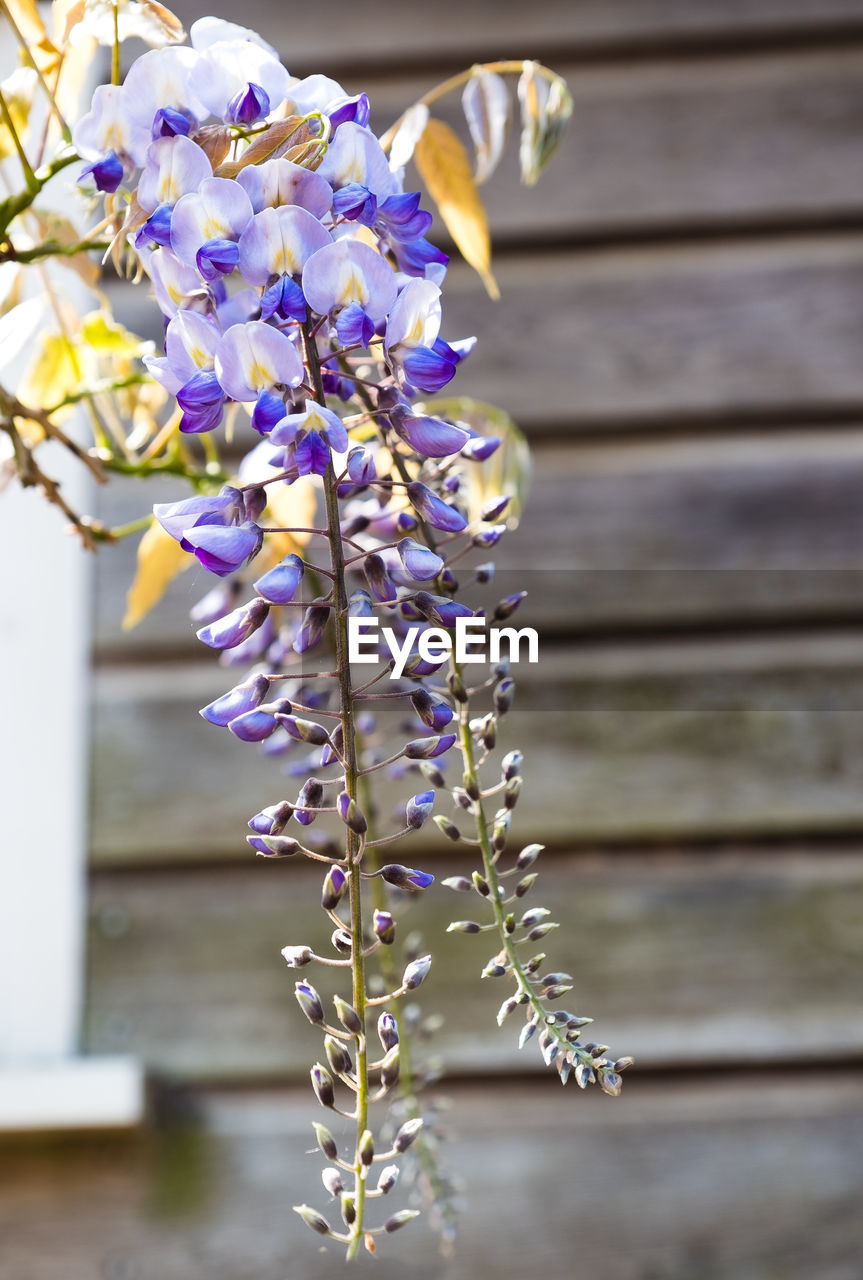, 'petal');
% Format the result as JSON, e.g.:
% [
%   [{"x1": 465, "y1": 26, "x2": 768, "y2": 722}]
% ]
[
  {"x1": 170, "y1": 177, "x2": 254, "y2": 268},
  {"x1": 392, "y1": 411, "x2": 469, "y2": 458},
  {"x1": 302, "y1": 239, "x2": 397, "y2": 323},
  {"x1": 237, "y1": 158, "x2": 333, "y2": 217},
  {"x1": 237, "y1": 205, "x2": 331, "y2": 286},
  {"x1": 183, "y1": 521, "x2": 263, "y2": 576},
  {"x1": 214, "y1": 321, "x2": 304, "y2": 401},
  {"x1": 385, "y1": 278, "x2": 441, "y2": 352},
  {"x1": 138, "y1": 134, "x2": 212, "y2": 213},
  {"x1": 397, "y1": 537, "x2": 443, "y2": 580},
  {"x1": 253, "y1": 553, "x2": 305, "y2": 603}
]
